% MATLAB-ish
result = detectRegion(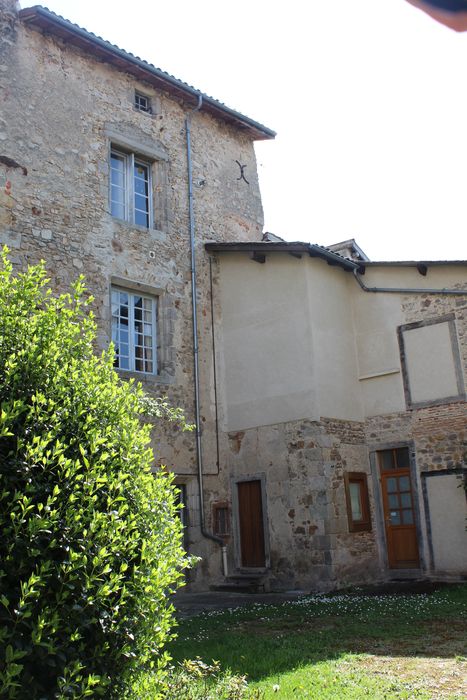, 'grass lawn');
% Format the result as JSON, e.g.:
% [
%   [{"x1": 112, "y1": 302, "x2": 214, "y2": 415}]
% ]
[{"x1": 164, "y1": 584, "x2": 467, "y2": 699}]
